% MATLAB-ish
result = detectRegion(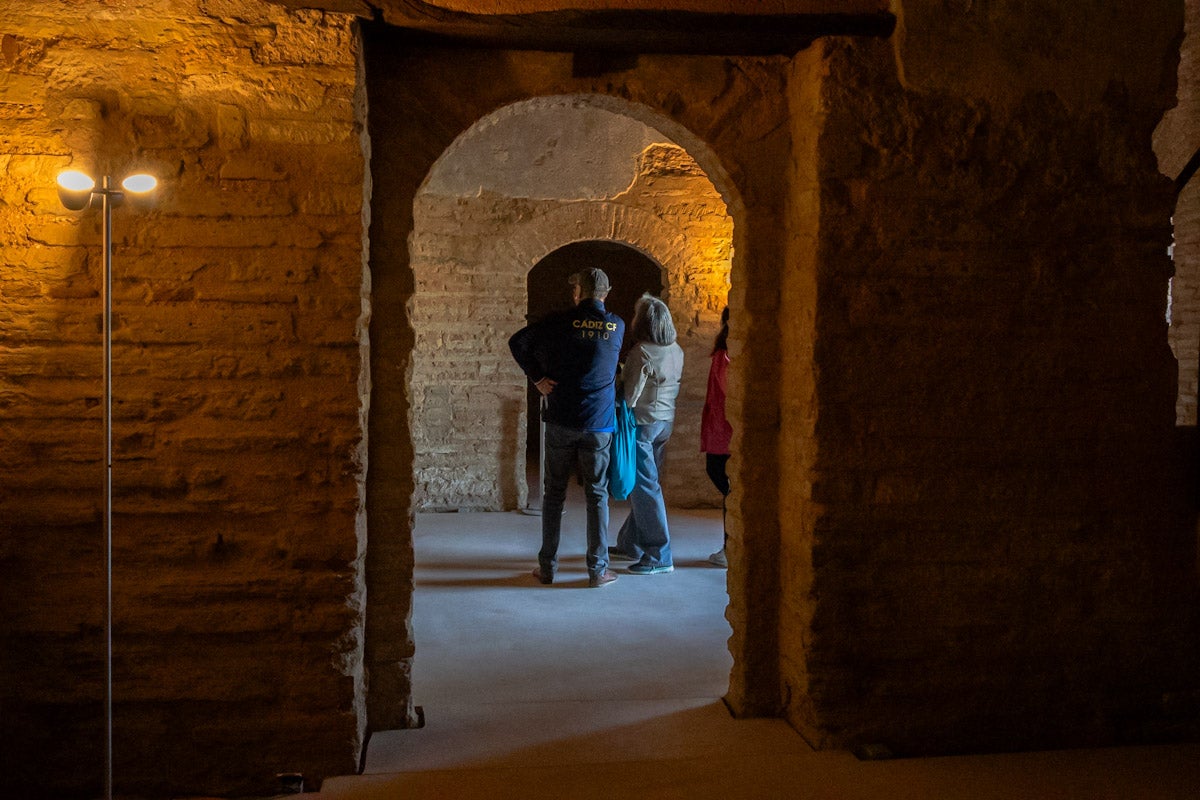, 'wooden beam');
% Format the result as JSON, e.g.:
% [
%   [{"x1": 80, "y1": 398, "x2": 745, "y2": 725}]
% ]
[{"x1": 350, "y1": 1, "x2": 896, "y2": 55}]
